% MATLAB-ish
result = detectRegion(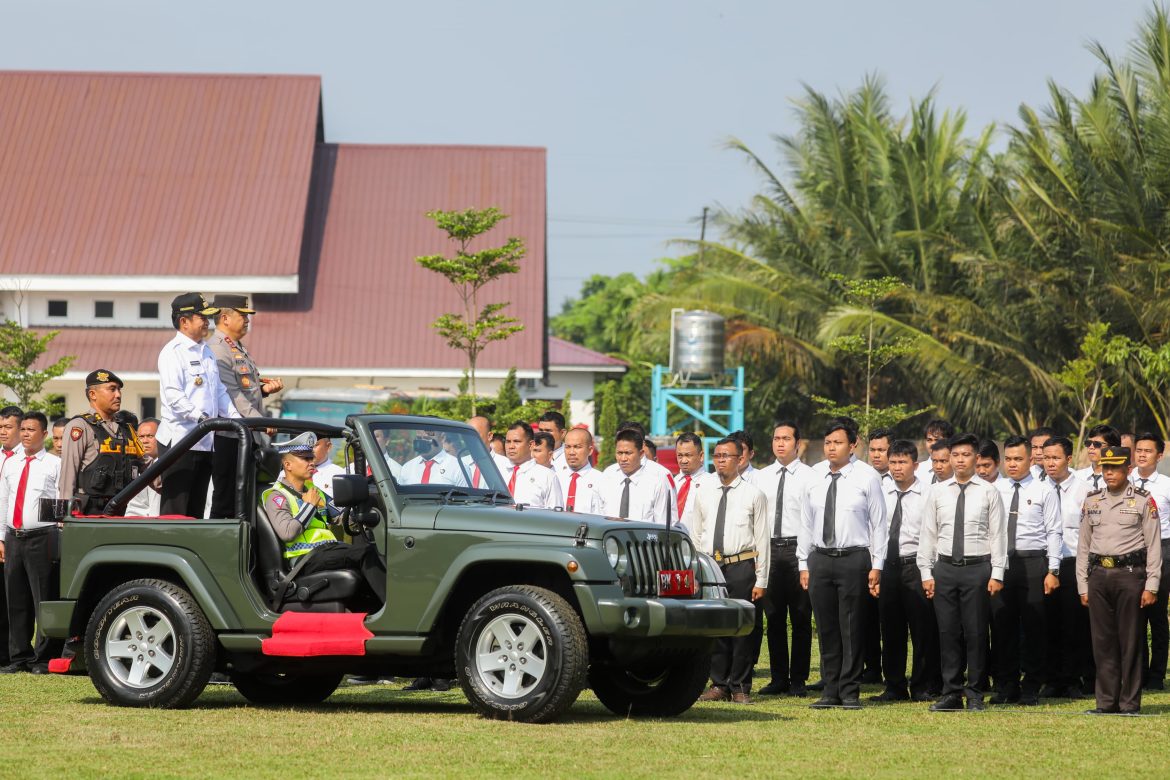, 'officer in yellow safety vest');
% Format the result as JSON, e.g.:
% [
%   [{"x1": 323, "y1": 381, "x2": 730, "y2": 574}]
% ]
[{"x1": 261, "y1": 432, "x2": 386, "y2": 602}]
